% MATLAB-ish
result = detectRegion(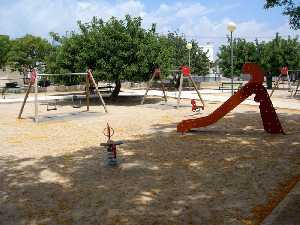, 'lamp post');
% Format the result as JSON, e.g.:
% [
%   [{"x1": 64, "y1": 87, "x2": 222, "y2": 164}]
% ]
[
  {"x1": 186, "y1": 42, "x2": 192, "y2": 67},
  {"x1": 227, "y1": 22, "x2": 236, "y2": 95}
]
